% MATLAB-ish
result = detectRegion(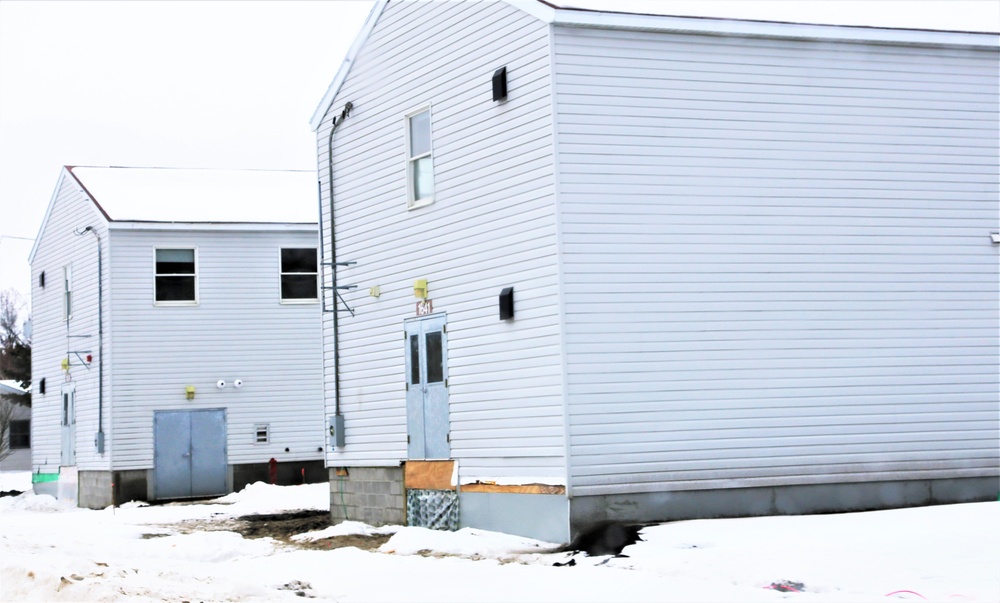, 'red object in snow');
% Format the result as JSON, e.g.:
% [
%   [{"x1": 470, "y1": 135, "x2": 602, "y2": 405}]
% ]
[{"x1": 268, "y1": 458, "x2": 277, "y2": 484}]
